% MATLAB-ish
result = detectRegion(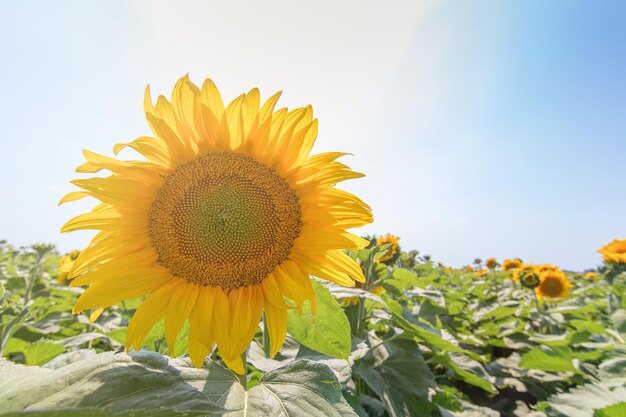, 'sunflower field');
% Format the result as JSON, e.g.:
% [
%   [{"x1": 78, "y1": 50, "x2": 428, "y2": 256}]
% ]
[
  {"x1": 1, "y1": 238, "x2": 625, "y2": 417},
  {"x1": 1, "y1": 78, "x2": 625, "y2": 417}
]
